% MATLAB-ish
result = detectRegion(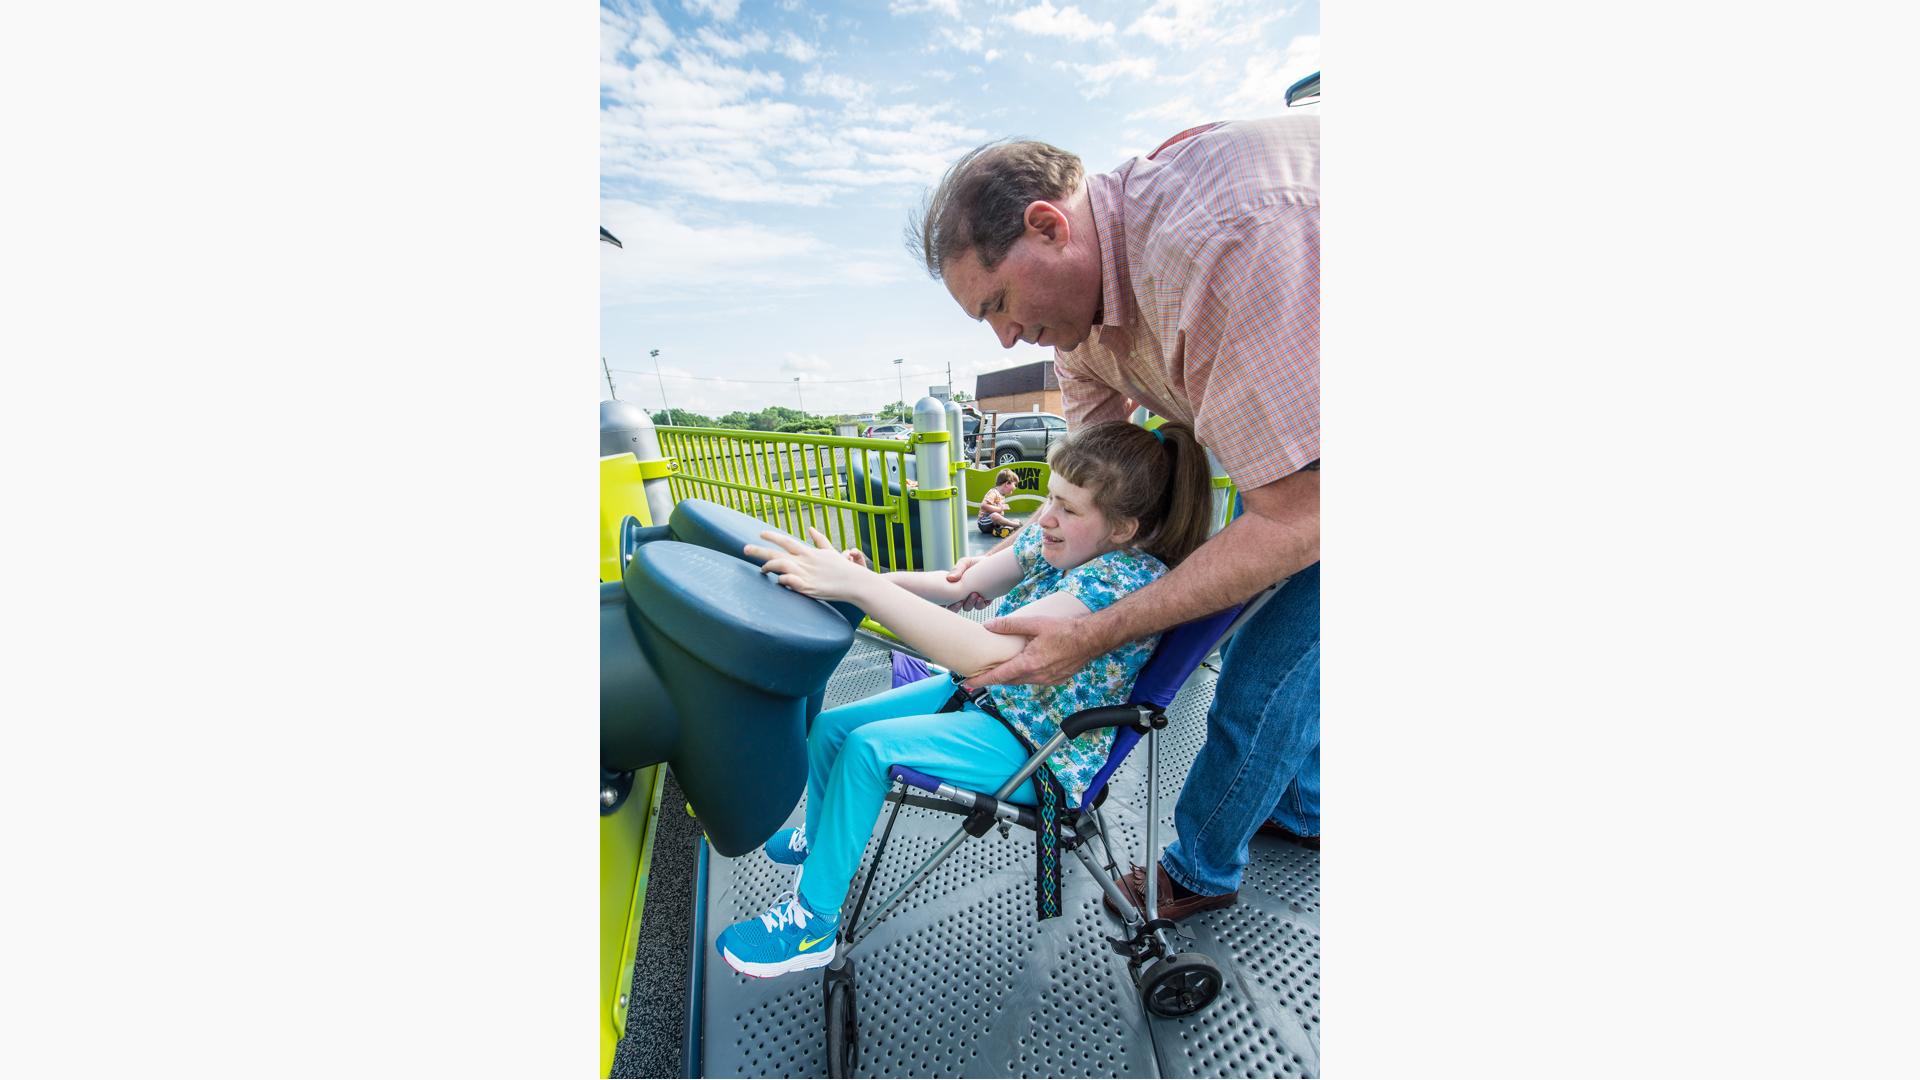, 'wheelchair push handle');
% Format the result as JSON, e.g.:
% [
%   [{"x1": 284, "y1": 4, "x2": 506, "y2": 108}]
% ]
[{"x1": 1059, "y1": 703, "x2": 1160, "y2": 739}]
